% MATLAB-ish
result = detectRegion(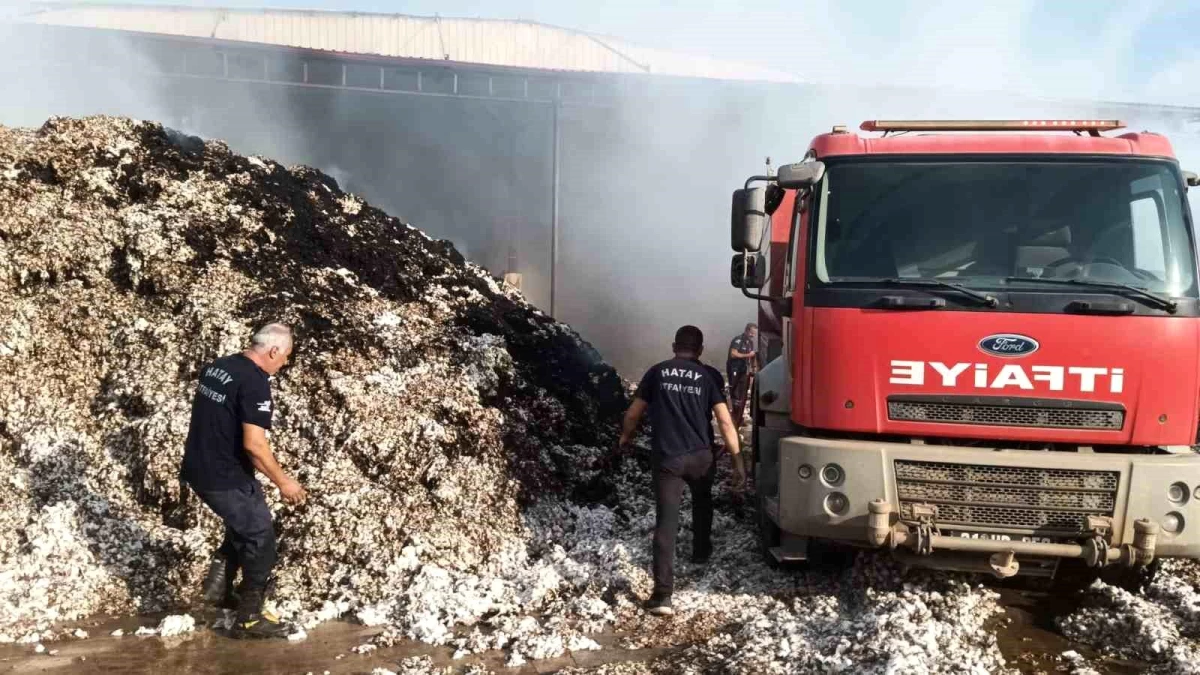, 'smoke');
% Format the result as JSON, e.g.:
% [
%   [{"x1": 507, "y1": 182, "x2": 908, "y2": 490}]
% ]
[
  {"x1": 0, "y1": 23, "x2": 169, "y2": 128},
  {"x1": 0, "y1": 2, "x2": 1197, "y2": 377}
]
